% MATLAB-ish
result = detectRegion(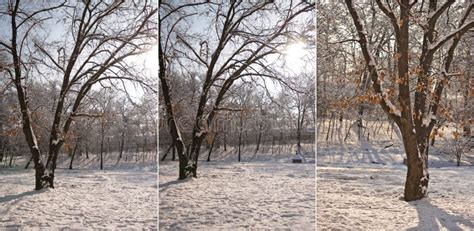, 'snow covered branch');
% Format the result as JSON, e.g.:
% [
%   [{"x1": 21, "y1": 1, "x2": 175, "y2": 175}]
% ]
[
  {"x1": 428, "y1": 20, "x2": 474, "y2": 51},
  {"x1": 345, "y1": 0, "x2": 401, "y2": 121}
]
